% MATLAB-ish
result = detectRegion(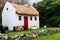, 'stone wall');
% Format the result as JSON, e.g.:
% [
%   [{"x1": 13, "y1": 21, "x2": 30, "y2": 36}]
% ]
[{"x1": 0, "y1": 28, "x2": 60, "y2": 40}]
